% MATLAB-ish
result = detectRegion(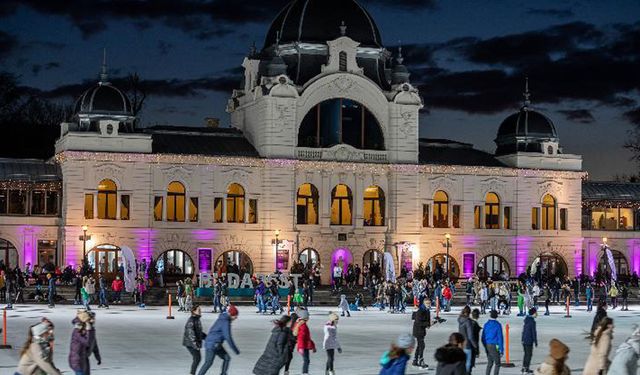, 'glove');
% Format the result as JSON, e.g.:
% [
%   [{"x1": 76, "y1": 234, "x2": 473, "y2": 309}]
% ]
[
  {"x1": 338, "y1": 348, "x2": 342, "y2": 354},
  {"x1": 97, "y1": 359, "x2": 102, "y2": 365}
]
